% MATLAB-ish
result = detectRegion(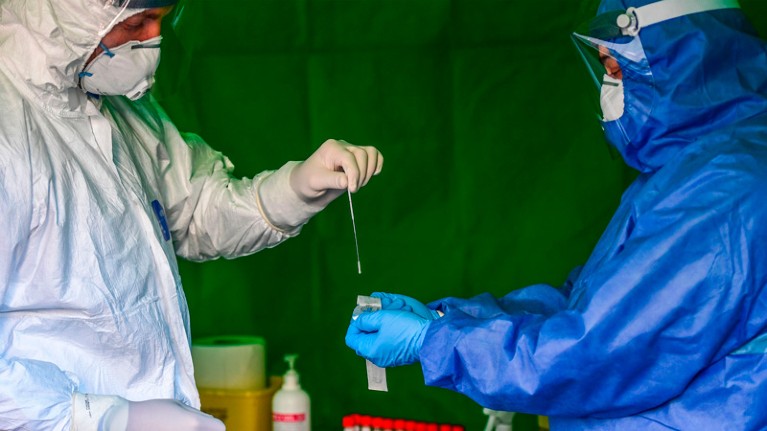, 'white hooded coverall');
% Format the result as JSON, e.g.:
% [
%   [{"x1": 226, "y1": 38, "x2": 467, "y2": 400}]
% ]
[{"x1": 0, "y1": 1, "x2": 319, "y2": 429}]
